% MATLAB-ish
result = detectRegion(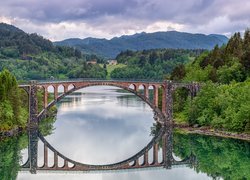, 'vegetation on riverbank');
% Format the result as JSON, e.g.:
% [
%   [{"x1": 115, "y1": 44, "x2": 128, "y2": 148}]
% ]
[
  {"x1": 0, "y1": 69, "x2": 28, "y2": 131},
  {"x1": 0, "y1": 69, "x2": 57, "y2": 132},
  {"x1": 172, "y1": 29, "x2": 250, "y2": 133}
]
